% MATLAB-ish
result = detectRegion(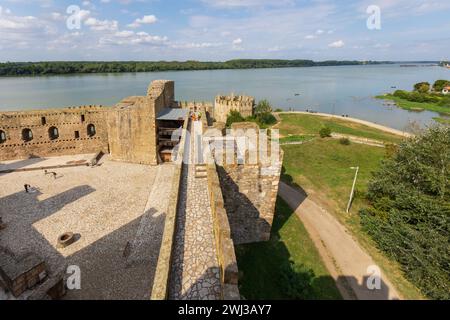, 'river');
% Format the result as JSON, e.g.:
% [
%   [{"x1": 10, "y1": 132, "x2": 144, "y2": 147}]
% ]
[{"x1": 0, "y1": 63, "x2": 449, "y2": 131}]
